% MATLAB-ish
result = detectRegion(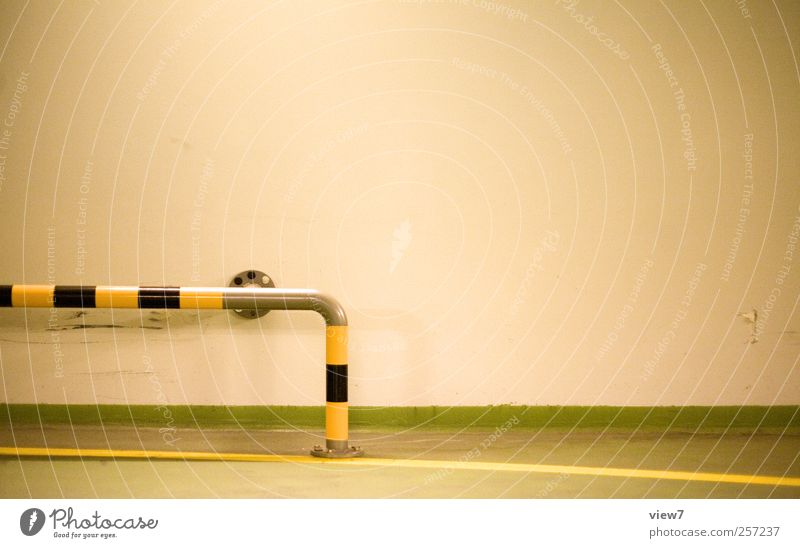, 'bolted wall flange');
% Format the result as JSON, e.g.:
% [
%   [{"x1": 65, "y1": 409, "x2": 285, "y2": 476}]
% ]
[{"x1": 229, "y1": 269, "x2": 274, "y2": 319}]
